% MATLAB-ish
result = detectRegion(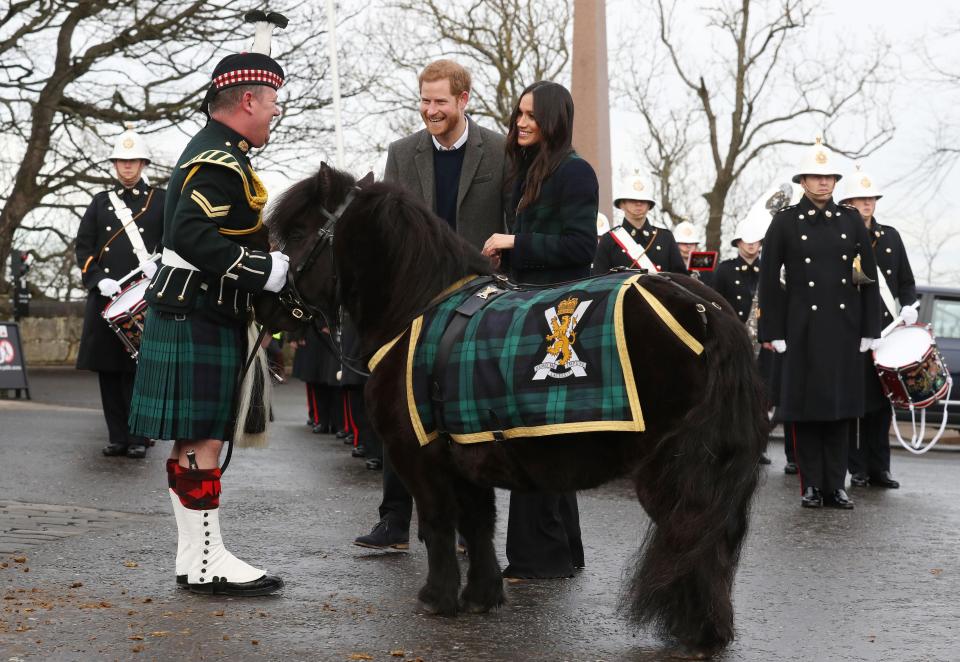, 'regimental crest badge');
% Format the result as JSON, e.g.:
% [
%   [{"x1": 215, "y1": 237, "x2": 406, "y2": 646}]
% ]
[
  {"x1": 815, "y1": 150, "x2": 828, "y2": 164},
  {"x1": 122, "y1": 137, "x2": 135, "y2": 149},
  {"x1": 861, "y1": 176, "x2": 872, "y2": 189},
  {"x1": 533, "y1": 296, "x2": 593, "y2": 380}
]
